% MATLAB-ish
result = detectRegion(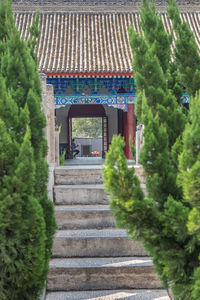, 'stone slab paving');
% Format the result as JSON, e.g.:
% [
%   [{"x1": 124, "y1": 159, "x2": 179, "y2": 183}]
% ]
[
  {"x1": 46, "y1": 289, "x2": 169, "y2": 300},
  {"x1": 50, "y1": 257, "x2": 153, "y2": 268},
  {"x1": 55, "y1": 163, "x2": 145, "y2": 185},
  {"x1": 48, "y1": 257, "x2": 162, "y2": 291},
  {"x1": 55, "y1": 205, "x2": 111, "y2": 211},
  {"x1": 54, "y1": 205, "x2": 115, "y2": 229},
  {"x1": 57, "y1": 165, "x2": 103, "y2": 169},
  {"x1": 55, "y1": 184, "x2": 105, "y2": 189},
  {"x1": 54, "y1": 184, "x2": 107, "y2": 205},
  {"x1": 55, "y1": 184, "x2": 145, "y2": 192},
  {"x1": 55, "y1": 167, "x2": 104, "y2": 185},
  {"x1": 52, "y1": 229, "x2": 146, "y2": 257},
  {"x1": 47, "y1": 164, "x2": 162, "y2": 296},
  {"x1": 55, "y1": 228, "x2": 129, "y2": 238}
]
